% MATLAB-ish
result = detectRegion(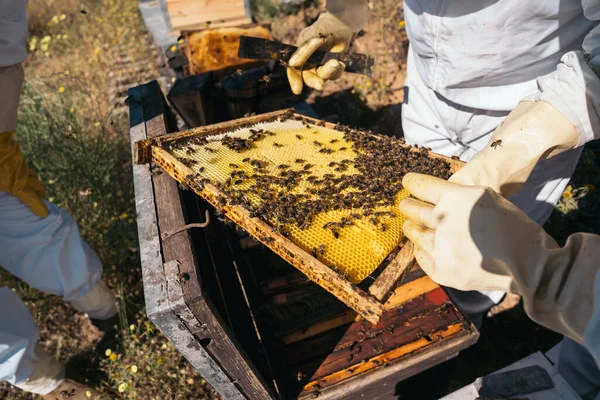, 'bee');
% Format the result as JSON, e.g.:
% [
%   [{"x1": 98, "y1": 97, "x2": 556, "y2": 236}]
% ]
[
  {"x1": 312, "y1": 247, "x2": 318, "y2": 257},
  {"x1": 318, "y1": 244, "x2": 326, "y2": 255},
  {"x1": 303, "y1": 164, "x2": 313, "y2": 170},
  {"x1": 333, "y1": 230, "x2": 340, "y2": 239},
  {"x1": 205, "y1": 147, "x2": 215, "y2": 153},
  {"x1": 273, "y1": 142, "x2": 283, "y2": 148},
  {"x1": 451, "y1": 155, "x2": 460, "y2": 160},
  {"x1": 339, "y1": 147, "x2": 347, "y2": 151},
  {"x1": 381, "y1": 223, "x2": 387, "y2": 232},
  {"x1": 318, "y1": 32, "x2": 328, "y2": 40},
  {"x1": 296, "y1": 134, "x2": 303, "y2": 140},
  {"x1": 229, "y1": 163, "x2": 238, "y2": 168},
  {"x1": 234, "y1": 179, "x2": 242, "y2": 185},
  {"x1": 295, "y1": 158, "x2": 305, "y2": 164},
  {"x1": 242, "y1": 158, "x2": 250, "y2": 163},
  {"x1": 261, "y1": 74, "x2": 272, "y2": 85},
  {"x1": 278, "y1": 164, "x2": 290, "y2": 169},
  {"x1": 330, "y1": 139, "x2": 339, "y2": 144},
  {"x1": 235, "y1": 68, "x2": 243, "y2": 76},
  {"x1": 490, "y1": 140, "x2": 503, "y2": 149},
  {"x1": 177, "y1": 272, "x2": 191, "y2": 281},
  {"x1": 198, "y1": 166, "x2": 205, "y2": 173},
  {"x1": 313, "y1": 141, "x2": 322, "y2": 147}
]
